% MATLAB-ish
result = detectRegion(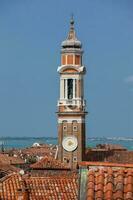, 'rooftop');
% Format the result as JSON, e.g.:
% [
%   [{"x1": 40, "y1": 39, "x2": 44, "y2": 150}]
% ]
[
  {"x1": 1, "y1": 162, "x2": 133, "y2": 199},
  {"x1": 0, "y1": 153, "x2": 25, "y2": 165},
  {"x1": 79, "y1": 162, "x2": 133, "y2": 200},
  {"x1": 30, "y1": 156, "x2": 70, "y2": 170},
  {"x1": 0, "y1": 173, "x2": 78, "y2": 200}
]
